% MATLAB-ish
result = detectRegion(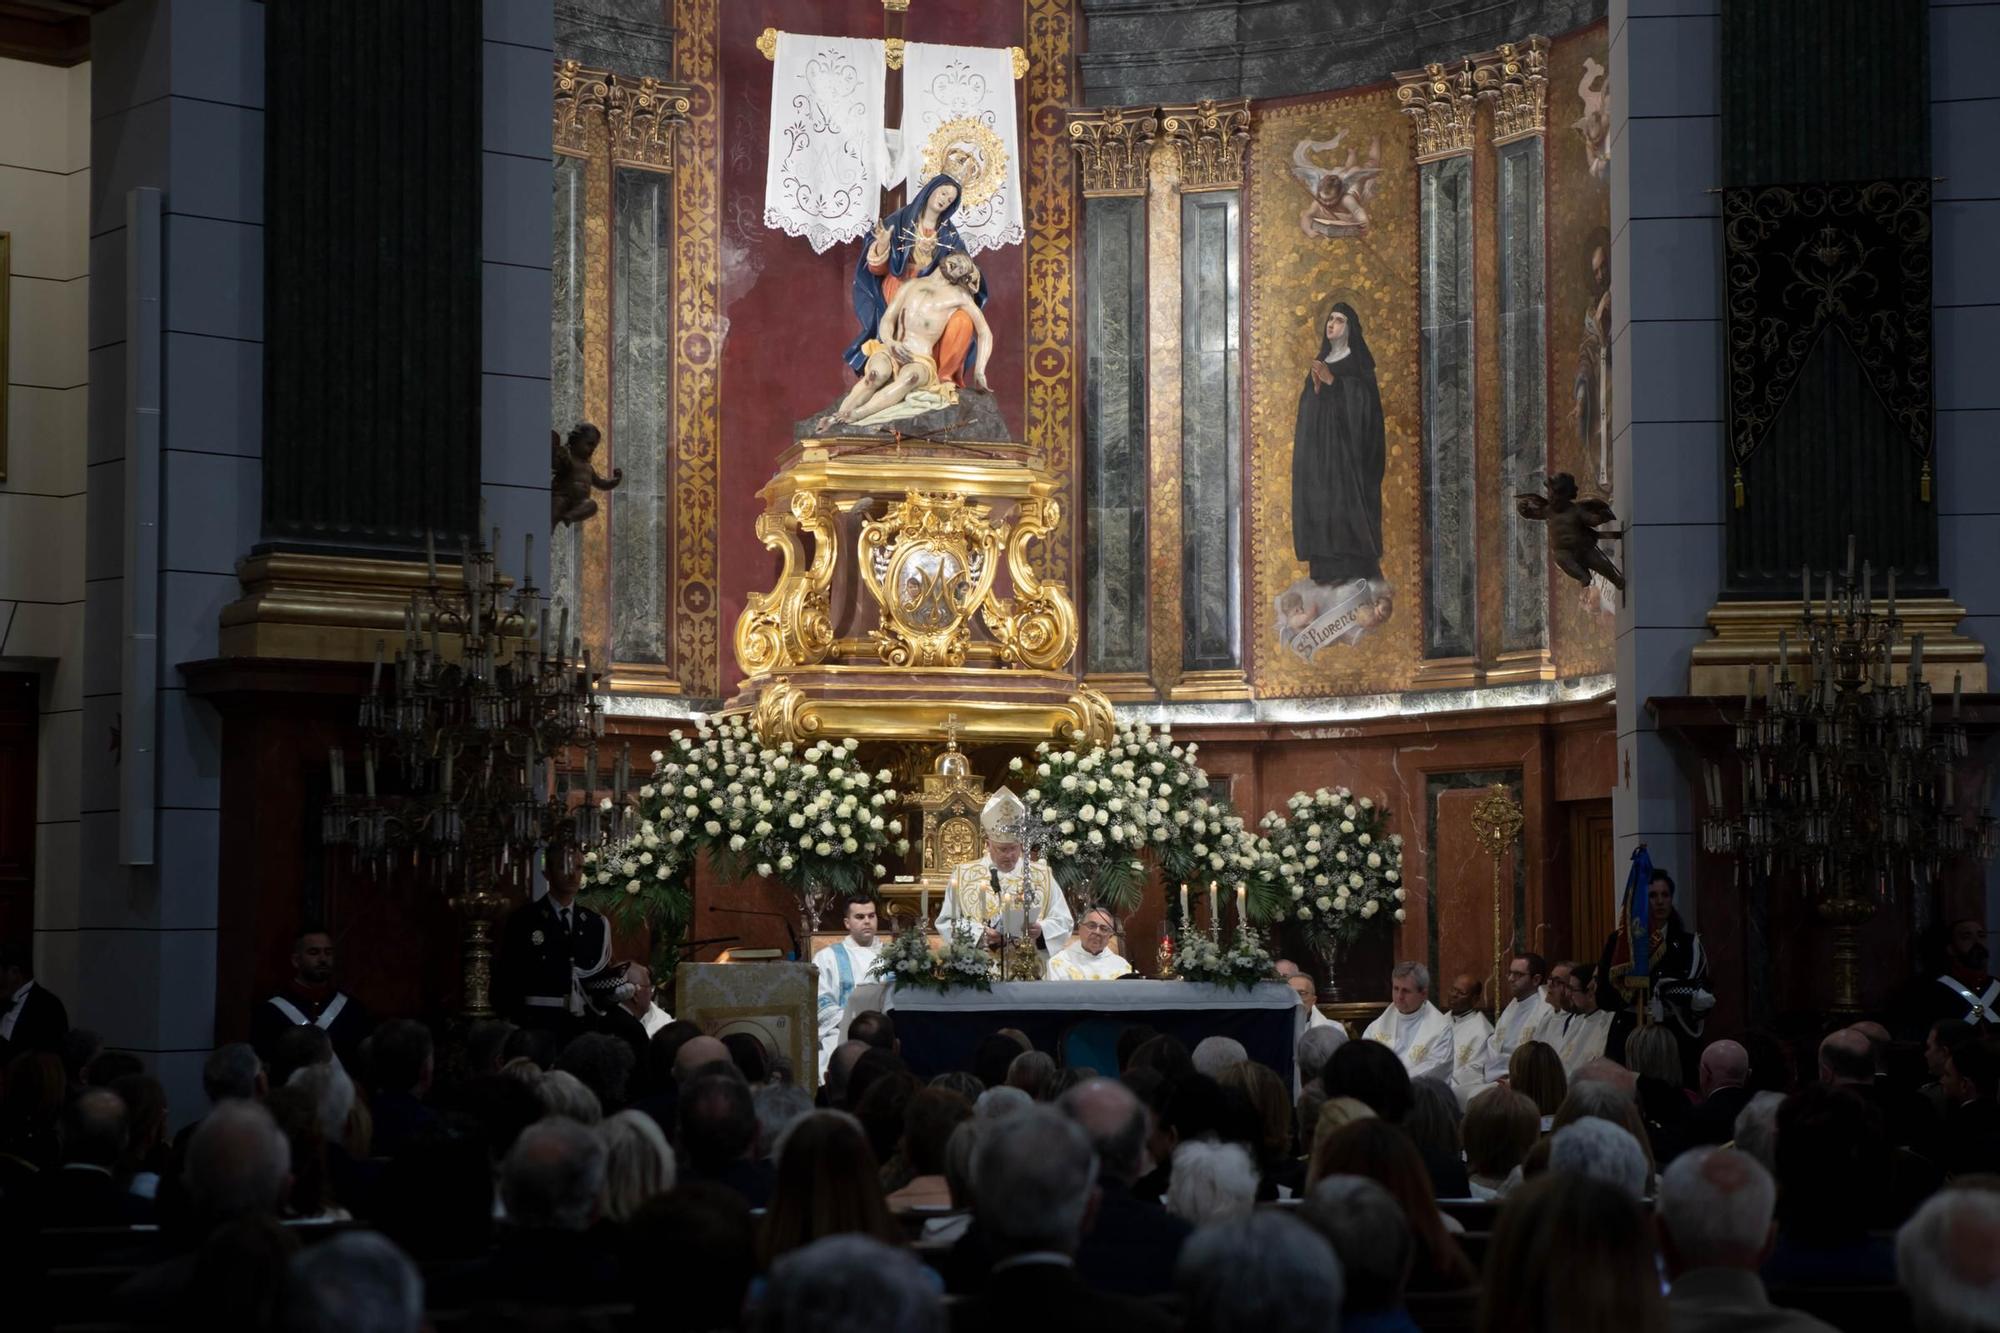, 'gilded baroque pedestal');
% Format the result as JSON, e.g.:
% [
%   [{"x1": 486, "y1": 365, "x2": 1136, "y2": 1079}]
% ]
[{"x1": 729, "y1": 434, "x2": 1113, "y2": 747}]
